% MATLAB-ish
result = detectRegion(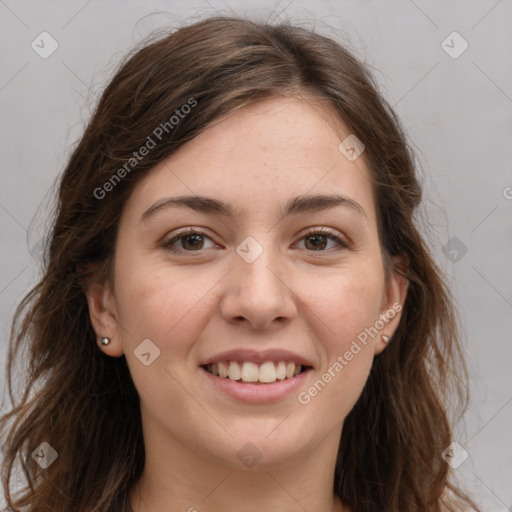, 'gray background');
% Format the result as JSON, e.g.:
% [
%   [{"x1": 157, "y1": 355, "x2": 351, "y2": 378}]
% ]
[{"x1": 1, "y1": 0, "x2": 511, "y2": 510}]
